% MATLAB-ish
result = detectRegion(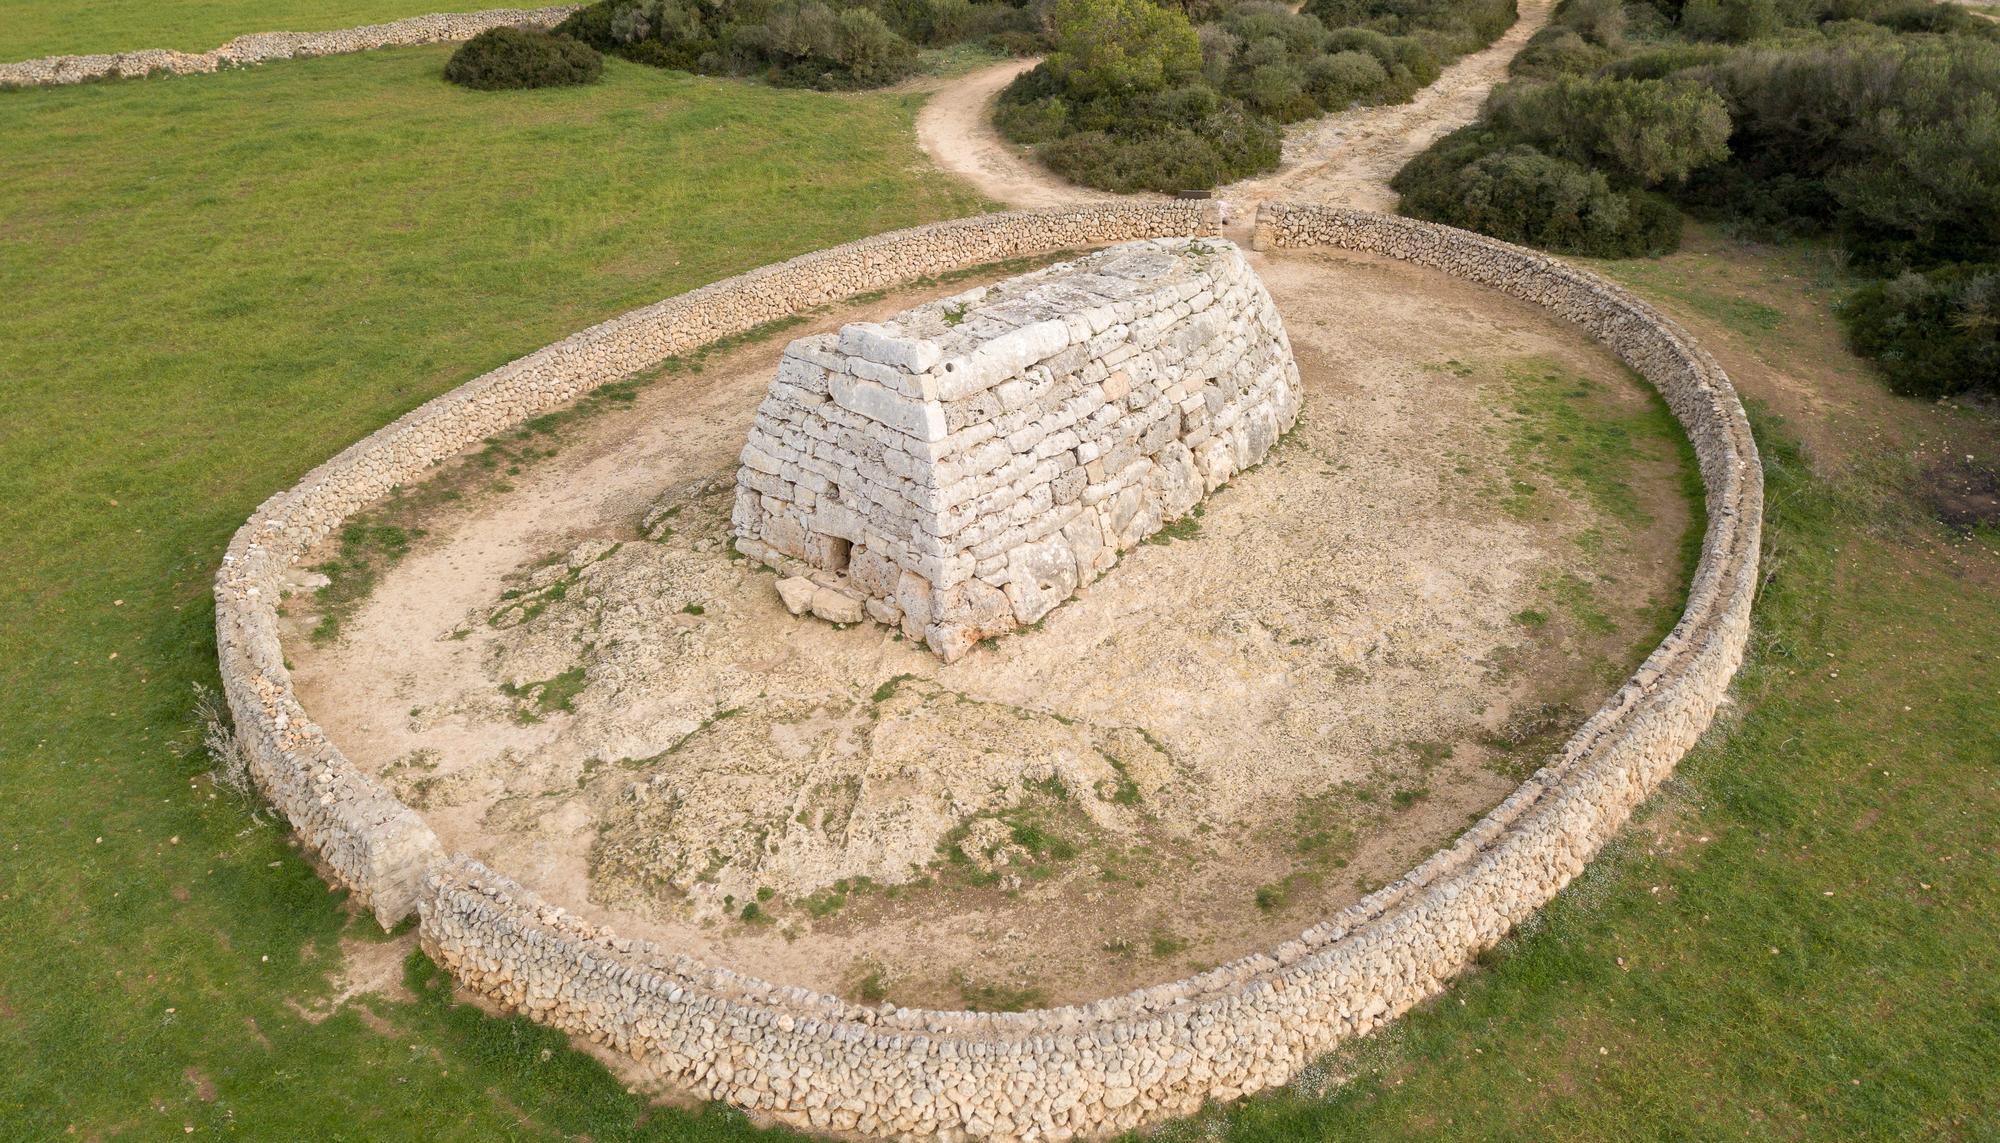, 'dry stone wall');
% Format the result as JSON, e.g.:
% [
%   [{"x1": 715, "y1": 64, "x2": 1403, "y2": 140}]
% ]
[
  {"x1": 216, "y1": 200, "x2": 1761, "y2": 1141},
  {"x1": 734, "y1": 237, "x2": 1303, "y2": 659},
  {"x1": 0, "y1": 6, "x2": 580, "y2": 88}
]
